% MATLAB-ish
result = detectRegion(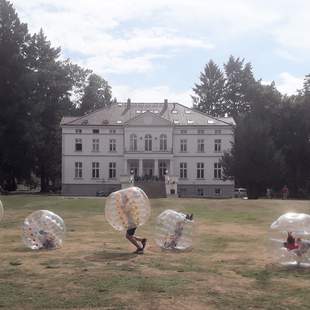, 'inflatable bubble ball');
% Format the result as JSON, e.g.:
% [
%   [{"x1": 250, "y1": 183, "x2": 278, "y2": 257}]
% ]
[
  {"x1": 269, "y1": 212, "x2": 310, "y2": 266},
  {"x1": 155, "y1": 209, "x2": 194, "y2": 251},
  {"x1": 22, "y1": 210, "x2": 66, "y2": 250},
  {"x1": 0, "y1": 200, "x2": 3, "y2": 221},
  {"x1": 105, "y1": 186, "x2": 151, "y2": 232}
]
